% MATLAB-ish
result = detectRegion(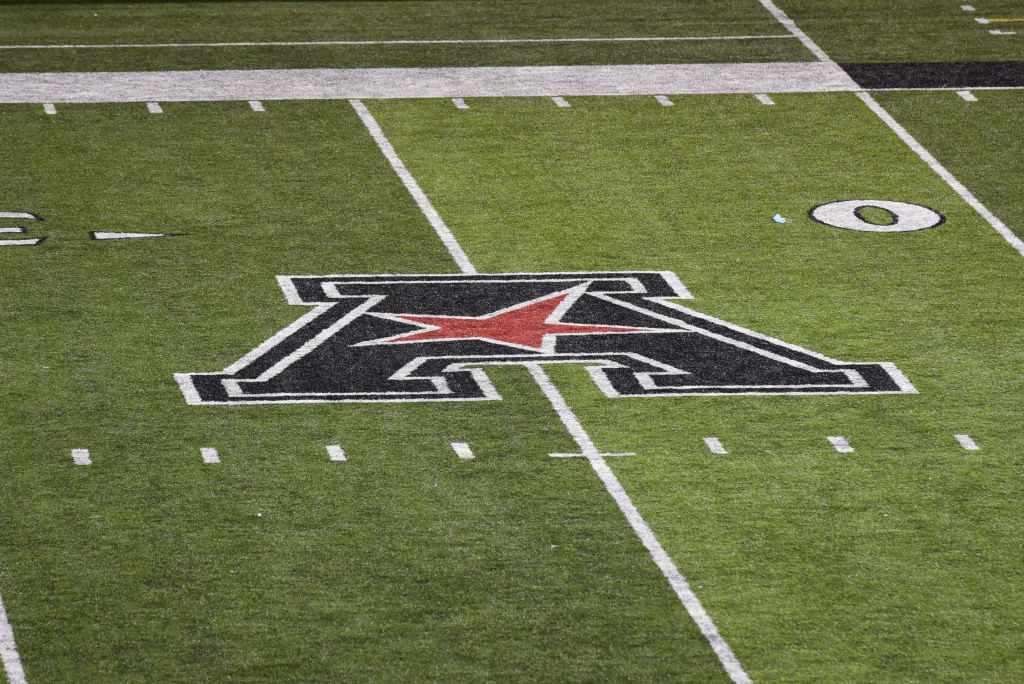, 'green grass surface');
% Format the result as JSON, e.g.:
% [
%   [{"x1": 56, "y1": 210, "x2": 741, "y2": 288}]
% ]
[{"x1": 2, "y1": 1, "x2": 1024, "y2": 682}]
